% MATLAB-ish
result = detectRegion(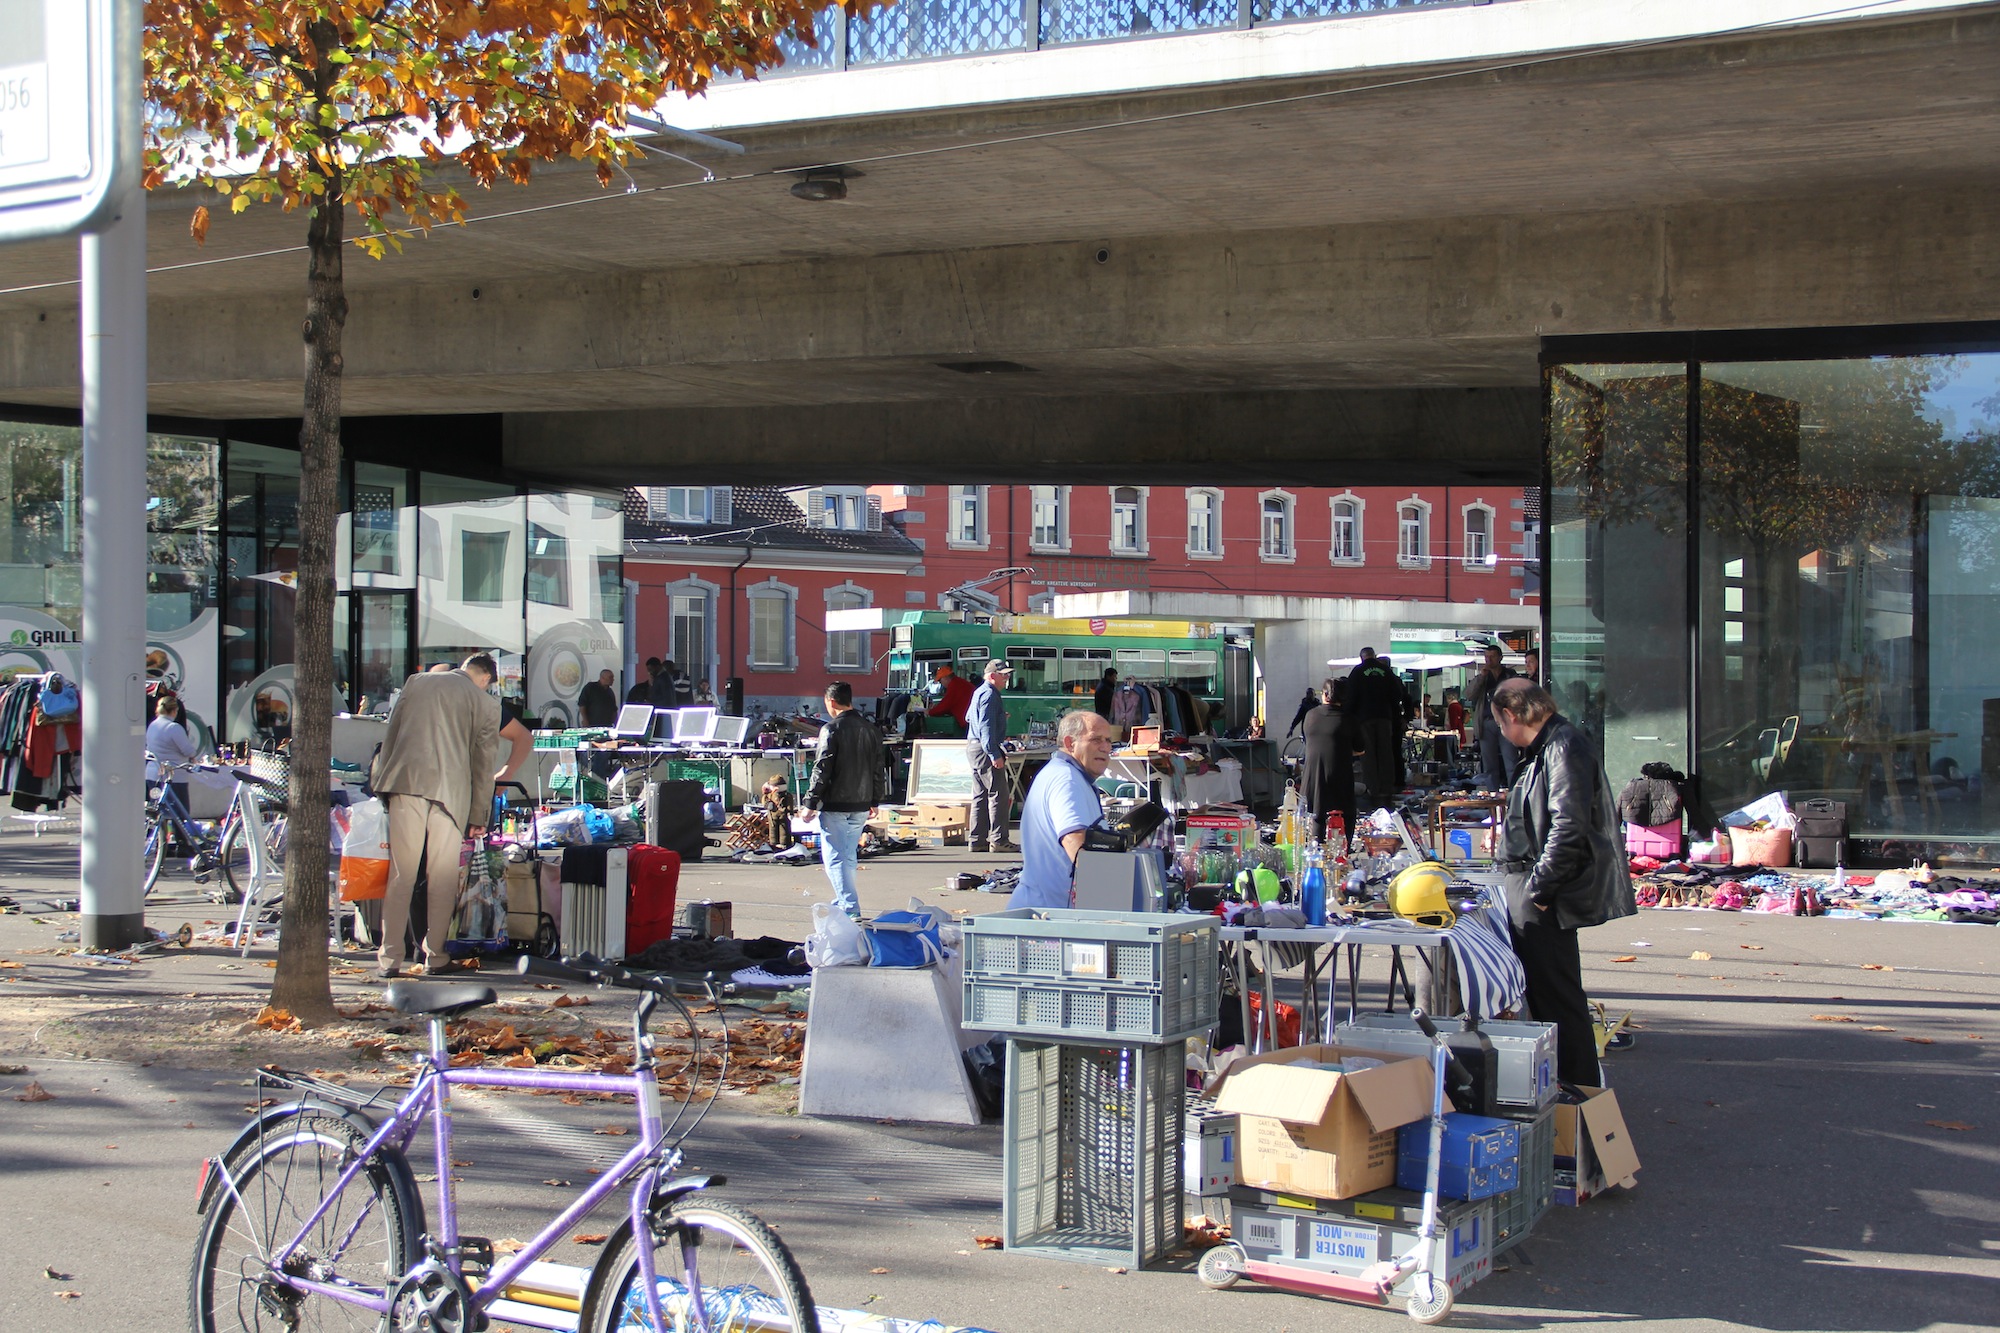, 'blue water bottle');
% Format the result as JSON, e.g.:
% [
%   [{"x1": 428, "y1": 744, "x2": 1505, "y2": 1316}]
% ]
[{"x1": 1301, "y1": 846, "x2": 1328, "y2": 927}]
